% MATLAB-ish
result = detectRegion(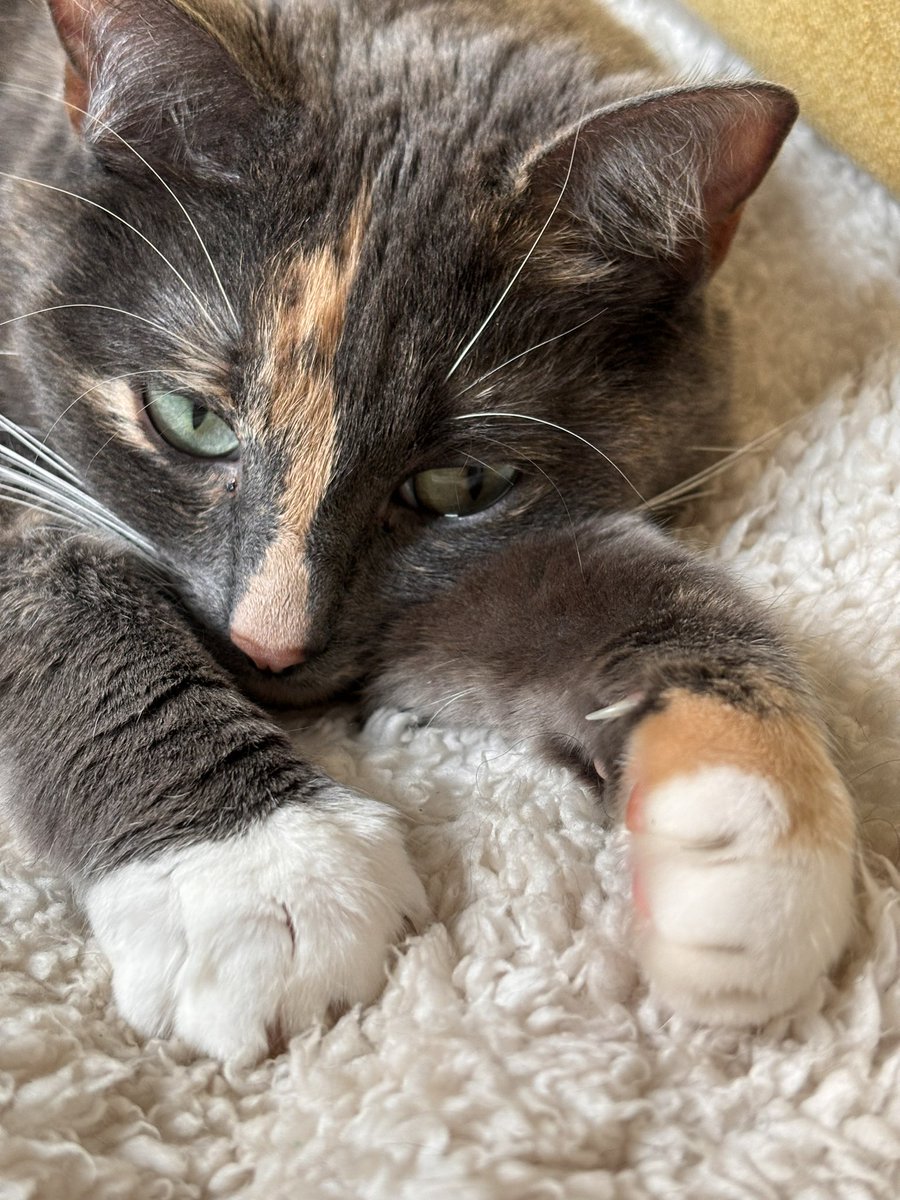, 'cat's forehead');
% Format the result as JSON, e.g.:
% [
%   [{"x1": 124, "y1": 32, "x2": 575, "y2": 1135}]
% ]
[
  {"x1": 248, "y1": 187, "x2": 370, "y2": 437},
  {"x1": 242, "y1": 150, "x2": 485, "y2": 421}
]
